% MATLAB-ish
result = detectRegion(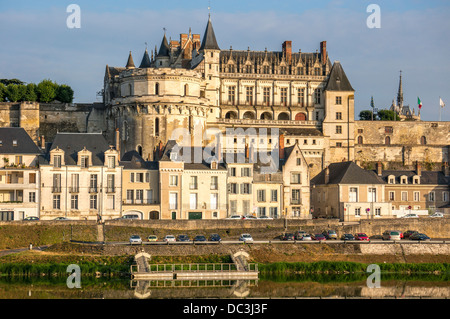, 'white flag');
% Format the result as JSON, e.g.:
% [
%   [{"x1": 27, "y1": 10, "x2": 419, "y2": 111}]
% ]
[{"x1": 440, "y1": 98, "x2": 445, "y2": 108}]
